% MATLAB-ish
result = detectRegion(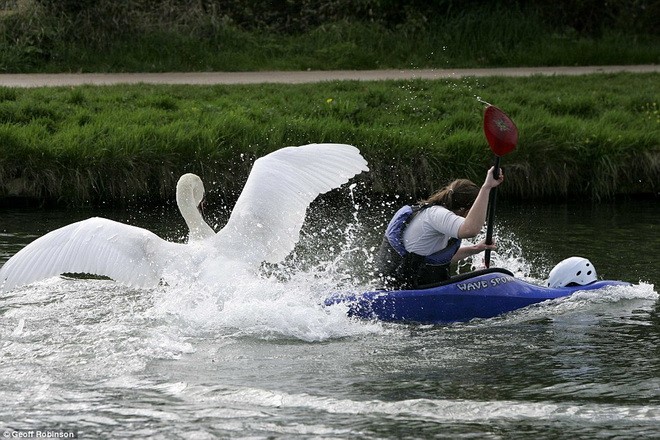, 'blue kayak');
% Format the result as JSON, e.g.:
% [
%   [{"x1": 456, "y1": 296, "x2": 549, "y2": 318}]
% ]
[{"x1": 325, "y1": 268, "x2": 630, "y2": 324}]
